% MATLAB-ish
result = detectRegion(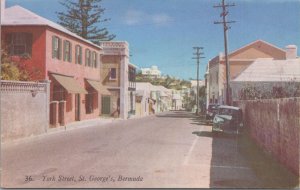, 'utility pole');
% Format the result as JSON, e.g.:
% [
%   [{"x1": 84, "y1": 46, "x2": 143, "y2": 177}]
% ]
[
  {"x1": 214, "y1": 0, "x2": 235, "y2": 105},
  {"x1": 192, "y1": 47, "x2": 205, "y2": 115}
]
